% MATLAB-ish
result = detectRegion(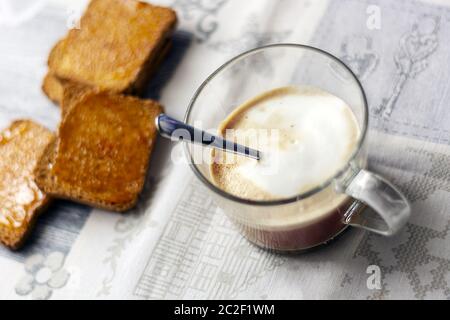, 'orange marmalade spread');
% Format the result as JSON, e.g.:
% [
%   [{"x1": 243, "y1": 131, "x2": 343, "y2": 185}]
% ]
[{"x1": 51, "y1": 93, "x2": 161, "y2": 205}]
